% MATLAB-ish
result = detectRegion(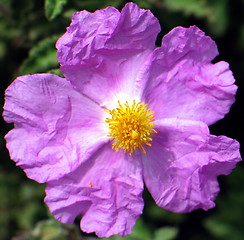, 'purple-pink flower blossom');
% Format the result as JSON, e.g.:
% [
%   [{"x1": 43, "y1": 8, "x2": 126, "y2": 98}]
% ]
[{"x1": 3, "y1": 2, "x2": 241, "y2": 238}]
